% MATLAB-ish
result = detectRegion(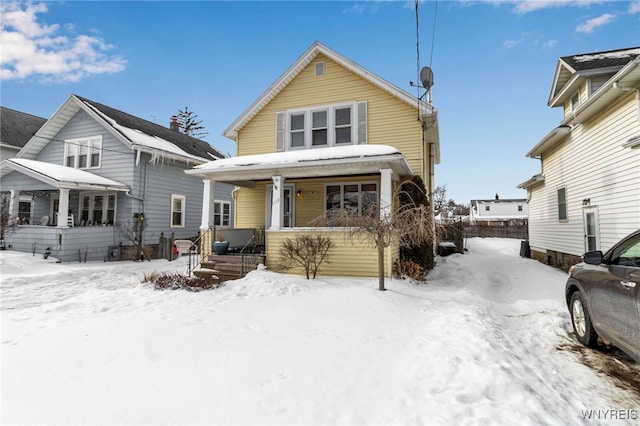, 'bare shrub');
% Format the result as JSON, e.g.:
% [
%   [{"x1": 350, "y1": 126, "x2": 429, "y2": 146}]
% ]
[
  {"x1": 277, "y1": 234, "x2": 334, "y2": 279},
  {"x1": 314, "y1": 198, "x2": 433, "y2": 291},
  {"x1": 393, "y1": 260, "x2": 426, "y2": 283},
  {"x1": 143, "y1": 272, "x2": 222, "y2": 291}
]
